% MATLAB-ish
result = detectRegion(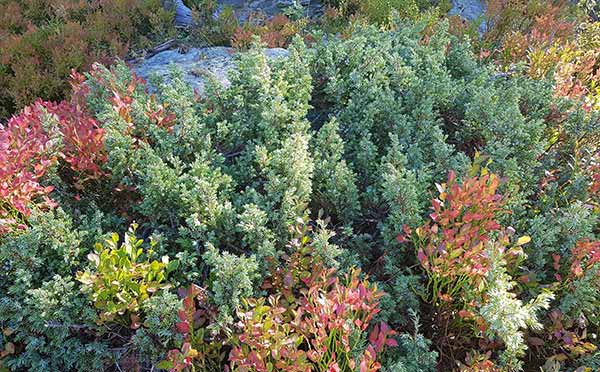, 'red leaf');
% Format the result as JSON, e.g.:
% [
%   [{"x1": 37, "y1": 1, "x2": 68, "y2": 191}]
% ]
[{"x1": 176, "y1": 321, "x2": 190, "y2": 334}]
